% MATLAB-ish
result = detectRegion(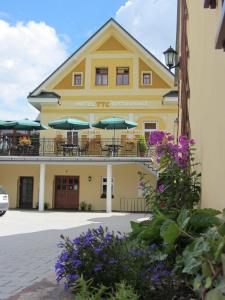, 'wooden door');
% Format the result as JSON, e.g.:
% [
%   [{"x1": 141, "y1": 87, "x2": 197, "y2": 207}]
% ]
[
  {"x1": 19, "y1": 177, "x2": 33, "y2": 208},
  {"x1": 55, "y1": 176, "x2": 79, "y2": 209}
]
